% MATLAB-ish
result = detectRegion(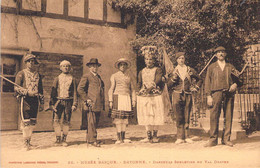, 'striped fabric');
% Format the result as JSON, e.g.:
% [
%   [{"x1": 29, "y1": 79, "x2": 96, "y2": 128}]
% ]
[{"x1": 108, "y1": 110, "x2": 134, "y2": 119}]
